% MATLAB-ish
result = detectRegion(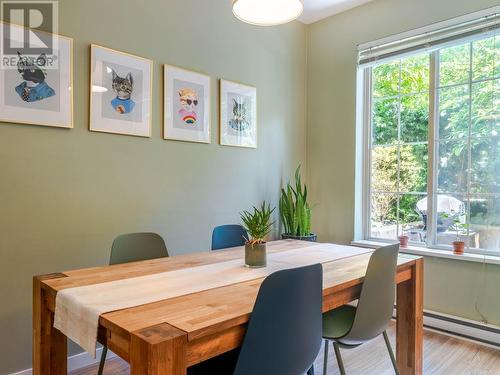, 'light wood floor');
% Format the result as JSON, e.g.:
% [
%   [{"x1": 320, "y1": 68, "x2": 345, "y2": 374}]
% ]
[{"x1": 71, "y1": 324, "x2": 500, "y2": 375}]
